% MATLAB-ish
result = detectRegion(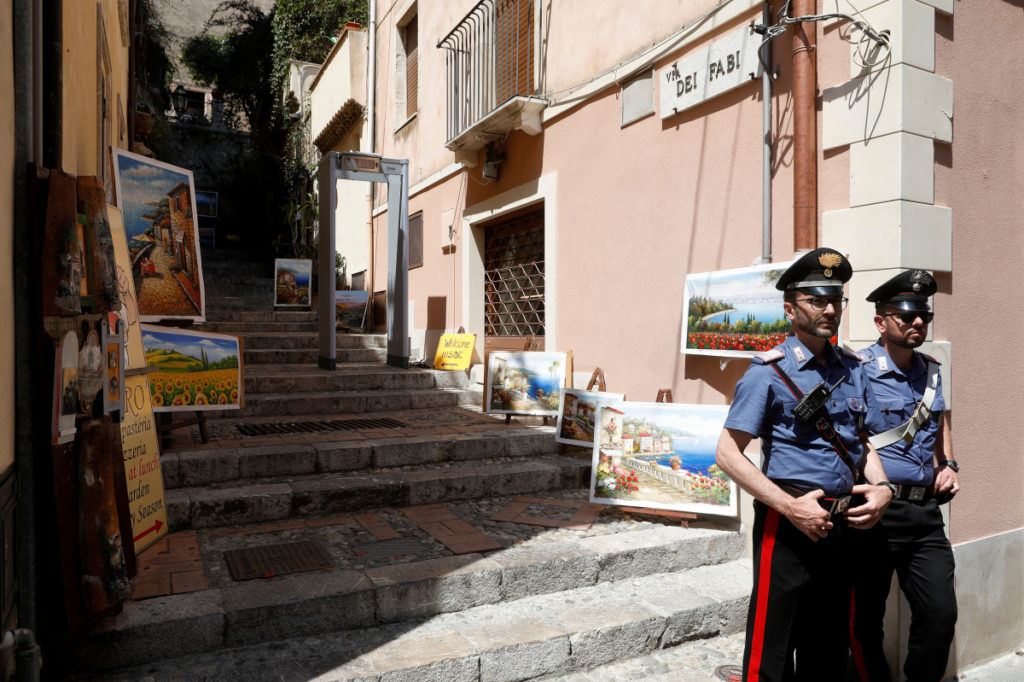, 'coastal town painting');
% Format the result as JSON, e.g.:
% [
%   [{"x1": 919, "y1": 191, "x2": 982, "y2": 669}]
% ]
[
  {"x1": 141, "y1": 324, "x2": 243, "y2": 411},
  {"x1": 112, "y1": 148, "x2": 206, "y2": 321},
  {"x1": 274, "y1": 258, "x2": 312, "y2": 307},
  {"x1": 681, "y1": 260, "x2": 793, "y2": 357},
  {"x1": 556, "y1": 388, "x2": 624, "y2": 446},
  {"x1": 590, "y1": 402, "x2": 737, "y2": 517},
  {"x1": 485, "y1": 351, "x2": 568, "y2": 417}
]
